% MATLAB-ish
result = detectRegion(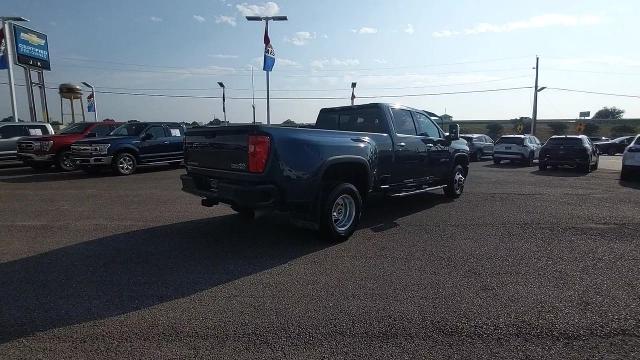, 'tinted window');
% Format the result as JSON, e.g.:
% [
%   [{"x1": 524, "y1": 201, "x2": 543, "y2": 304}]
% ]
[
  {"x1": 635, "y1": 137, "x2": 640, "y2": 145},
  {"x1": 484, "y1": 136, "x2": 493, "y2": 143},
  {"x1": 391, "y1": 109, "x2": 416, "y2": 136},
  {"x1": 315, "y1": 108, "x2": 386, "y2": 133},
  {"x1": 146, "y1": 126, "x2": 167, "y2": 139},
  {"x1": 0, "y1": 125, "x2": 27, "y2": 138},
  {"x1": 93, "y1": 124, "x2": 113, "y2": 137},
  {"x1": 166, "y1": 125, "x2": 184, "y2": 136},
  {"x1": 413, "y1": 112, "x2": 440, "y2": 138},
  {"x1": 547, "y1": 137, "x2": 583, "y2": 146},
  {"x1": 60, "y1": 123, "x2": 93, "y2": 134},
  {"x1": 110, "y1": 123, "x2": 147, "y2": 136},
  {"x1": 496, "y1": 137, "x2": 524, "y2": 145}
]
